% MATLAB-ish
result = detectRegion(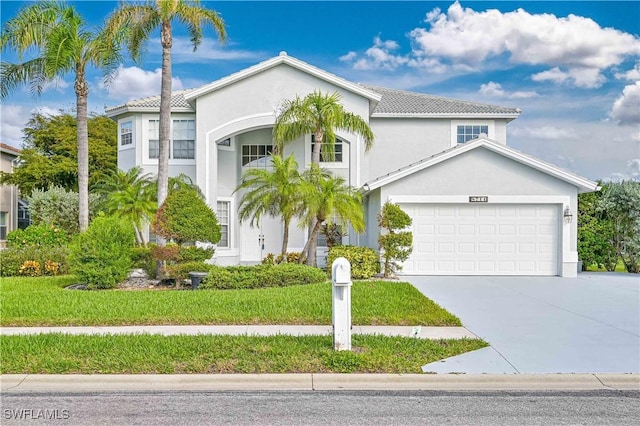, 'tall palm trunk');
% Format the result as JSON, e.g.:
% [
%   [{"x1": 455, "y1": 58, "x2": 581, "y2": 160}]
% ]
[
  {"x1": 157, "y1": 19, "x2": 172, "y2": 208},
  {"x1": 75, "y1": 70, "x2": 89, "y2": 232}
]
